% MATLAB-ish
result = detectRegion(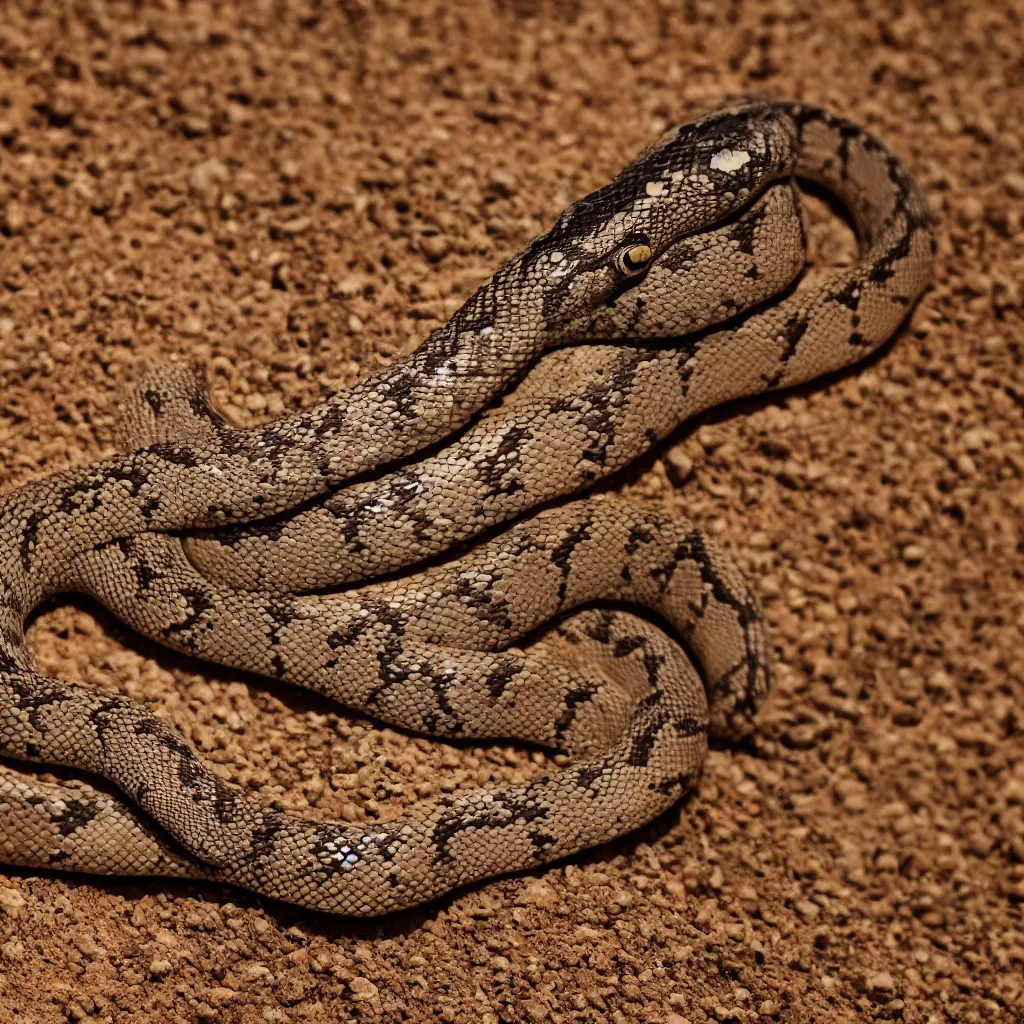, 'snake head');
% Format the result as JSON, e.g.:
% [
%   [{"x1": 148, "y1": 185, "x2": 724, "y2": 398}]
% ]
[{"x1": 522, "y1": 101, "x2": 799, "y2": 345}]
